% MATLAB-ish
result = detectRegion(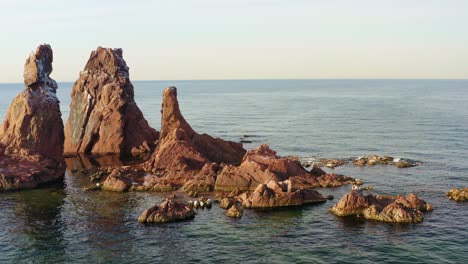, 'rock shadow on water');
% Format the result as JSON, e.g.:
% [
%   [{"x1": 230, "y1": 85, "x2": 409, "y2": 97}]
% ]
[
  {"x1": 7, "y1": 188, "x2": 67, "y2": 262},
  {"x1": 65, "y1": 152, "x2": 151, "y2": 171}
]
